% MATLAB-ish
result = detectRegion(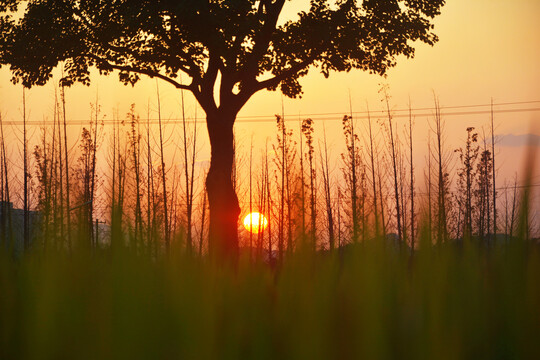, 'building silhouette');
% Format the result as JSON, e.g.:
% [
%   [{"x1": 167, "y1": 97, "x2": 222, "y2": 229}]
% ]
[{"x1": 0, "y1": 201, "x2": 40, "y2": 255}]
